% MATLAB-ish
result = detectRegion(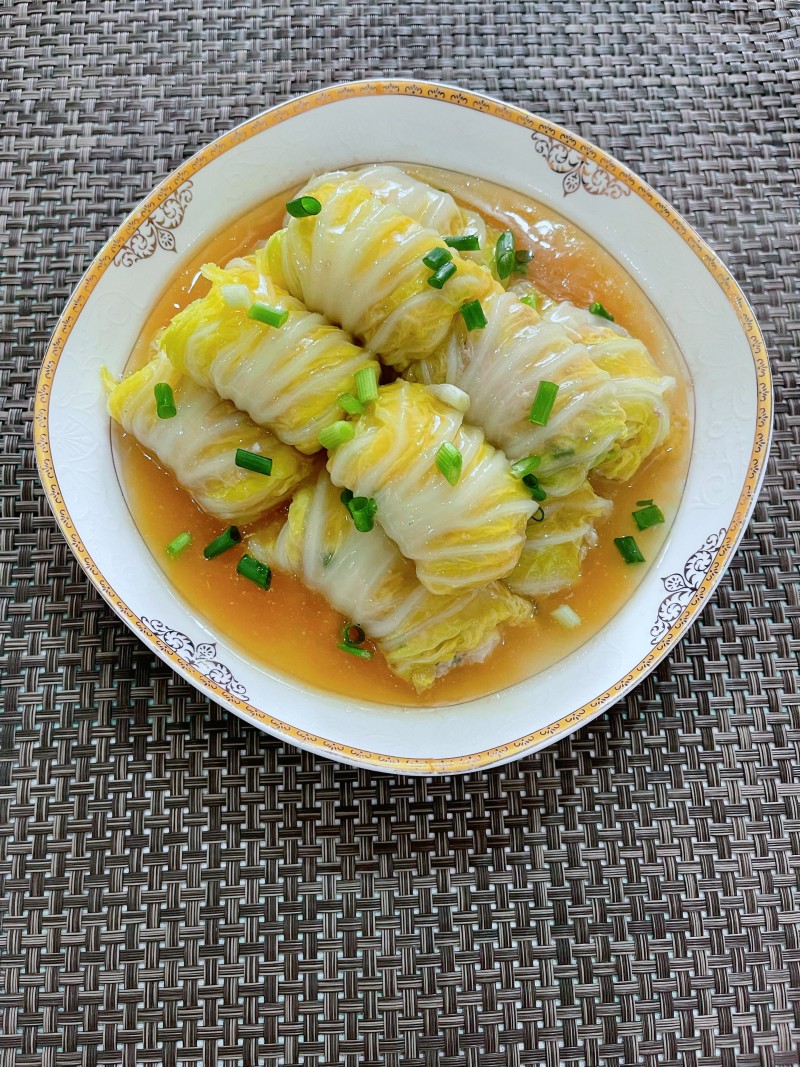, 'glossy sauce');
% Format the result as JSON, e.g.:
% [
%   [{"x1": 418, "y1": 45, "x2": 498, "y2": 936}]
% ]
[{"x1": 114, "y1": 169, "x2": 691, "y2": 707}]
